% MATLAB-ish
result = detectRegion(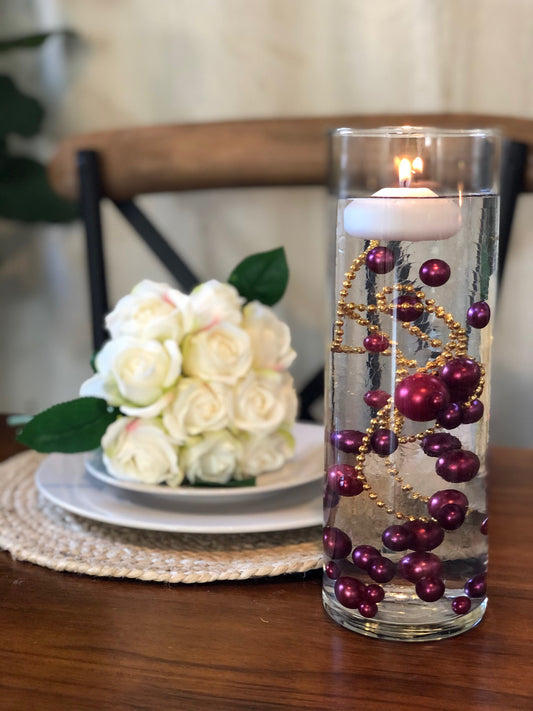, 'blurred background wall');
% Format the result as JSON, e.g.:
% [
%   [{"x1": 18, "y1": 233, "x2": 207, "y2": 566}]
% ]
[{"x1": 1, "y1": 0, "x2": 532, "y2": 445}]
